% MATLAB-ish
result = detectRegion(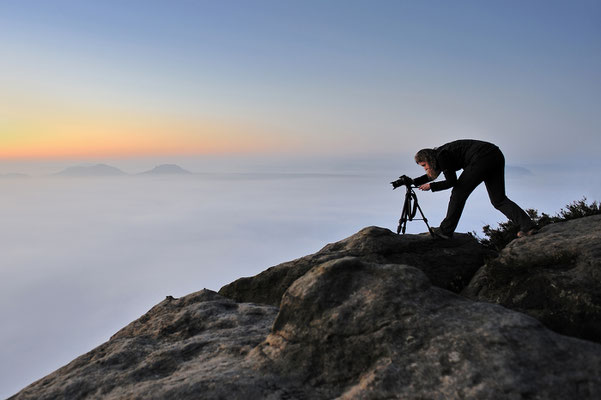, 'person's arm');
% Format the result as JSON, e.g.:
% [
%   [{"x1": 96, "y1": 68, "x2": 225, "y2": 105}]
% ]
[
  {"x1": 430, "y1": 169, "x2": 457, "y2": 191},
  {"x1": 412, "y1": 174, "x2": 431, "y2": 186}
]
